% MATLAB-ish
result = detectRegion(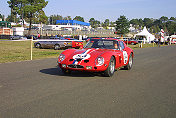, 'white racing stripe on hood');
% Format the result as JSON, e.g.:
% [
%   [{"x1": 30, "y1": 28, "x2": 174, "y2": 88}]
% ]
[{"x1": 72, "y1": 49, "x2": 96, "y2": 65}]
